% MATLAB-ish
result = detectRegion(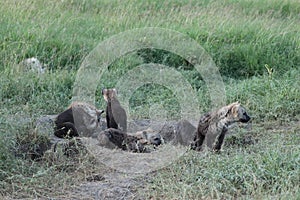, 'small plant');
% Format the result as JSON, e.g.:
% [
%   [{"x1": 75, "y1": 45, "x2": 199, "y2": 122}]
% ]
[{"x1": 265, "y1": 64, "x2": 274, "y2": 79}]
